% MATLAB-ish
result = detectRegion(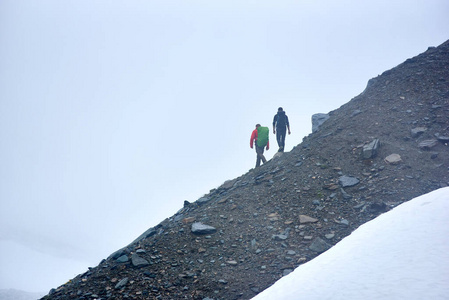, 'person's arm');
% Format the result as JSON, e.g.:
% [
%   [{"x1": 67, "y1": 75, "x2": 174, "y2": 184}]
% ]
[
  {"x1": 266, "y1": 140, "x2": 269, "y2": 150},
  {"x1": 273, "y1": 115, "x2": 277, "y2": 134},
  {"x1": 250, "y1": 130, "x2": 257, "y2": 148},
  {"x1": 286, "y1": 115, "x2": 291, "y2": 134}
]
